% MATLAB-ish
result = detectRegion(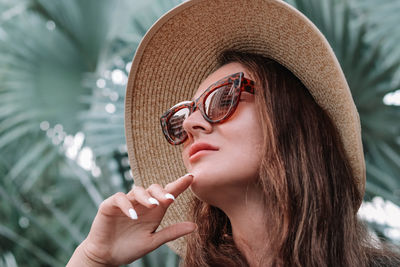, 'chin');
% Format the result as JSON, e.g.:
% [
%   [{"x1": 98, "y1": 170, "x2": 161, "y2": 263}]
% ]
[
  {"x1": 188, "y1": 170, "x2": 223, "y2": 200},
  {"x1": 189, "y1": 169, "x2": 216, "y2": 189},
  {"x1": 188, "y1": 162, "x2": 222, "y2": 183}
]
